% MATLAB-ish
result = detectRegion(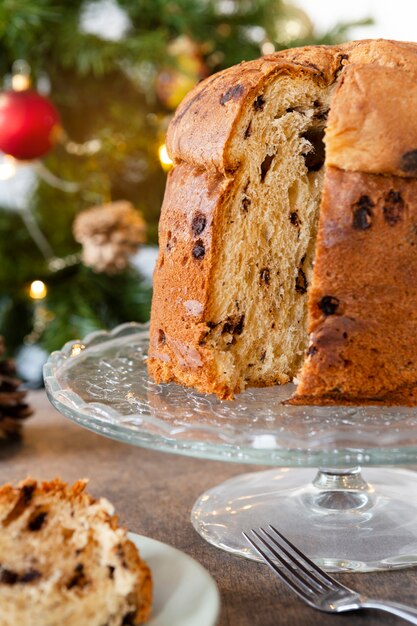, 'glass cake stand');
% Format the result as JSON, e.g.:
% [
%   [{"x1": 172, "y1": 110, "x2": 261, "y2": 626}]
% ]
[{"x1": 44, "y1": 322, "x2": 417, "y2": 572}]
